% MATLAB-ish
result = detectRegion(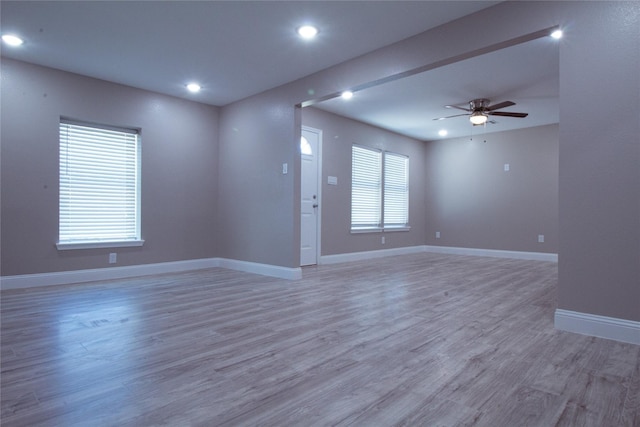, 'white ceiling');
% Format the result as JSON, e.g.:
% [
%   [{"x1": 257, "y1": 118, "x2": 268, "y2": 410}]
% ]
[
  {"x1": 0, "y1": 1, "x2": 558, "y2": 141},
  {"x1": 314, "y1": 36, "x2": 559, "y2": 141}
]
